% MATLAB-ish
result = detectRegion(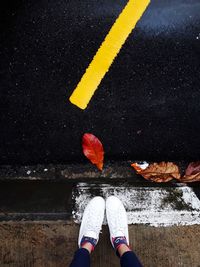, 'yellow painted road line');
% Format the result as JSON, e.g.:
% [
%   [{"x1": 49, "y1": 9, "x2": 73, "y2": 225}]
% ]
[{"x1": 69, "y1": 0, "x2": 150, "y2": 109}]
